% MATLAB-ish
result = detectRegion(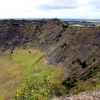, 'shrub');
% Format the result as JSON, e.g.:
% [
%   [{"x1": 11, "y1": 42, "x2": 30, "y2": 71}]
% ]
[
  {"x1": 76, "y1": 58, "x2": 81, "y2": 63},
  {"x1": 62, "y1": 77, "x2": 77, "y2": 91},
  {"x1": 12, "y1": 75, "x2": 66, "y2": 100},
  {"x1": 62, "y1": 24, "x2": 68, "y2": 28},
  {"x1": 75, "y1": 59, "x2": 87, "y2": 68},
  {"x1": 29, "y1": 51, "x2": 31, "y2": 53},
  {"x1": 87, "y1": 70, "x2": 96, "y2": 78},
  {"x1": 82, "y1": 61, "x2": 87, "y2": 68},
  {"x1": 80, "y1": 76, "x2": 87, "y2": 82},
  {"x1": 93, "y1": 66, "x2": 98, "y2": 70},
  {"x1": 93, "y1": 84, "x2": 100, "y2": 90},
  {"x1": 11, "y1": 51, "x2": 13, "y2": 54},
  {"x1": 70, "y1": 85, "x2": 93, "y2": 94},
  {"x1": 93, "y1": 58, "x2": 96, "y2": 62},
  {"x1": 76, "y1": 58, "x2": 82, "y2": 65},
  {"x1": 72, "y1": 61, "x2": 75, "y2": 64},
  {"x1": 80, "y1": 70, "x2": 97, "y2": 82}
]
